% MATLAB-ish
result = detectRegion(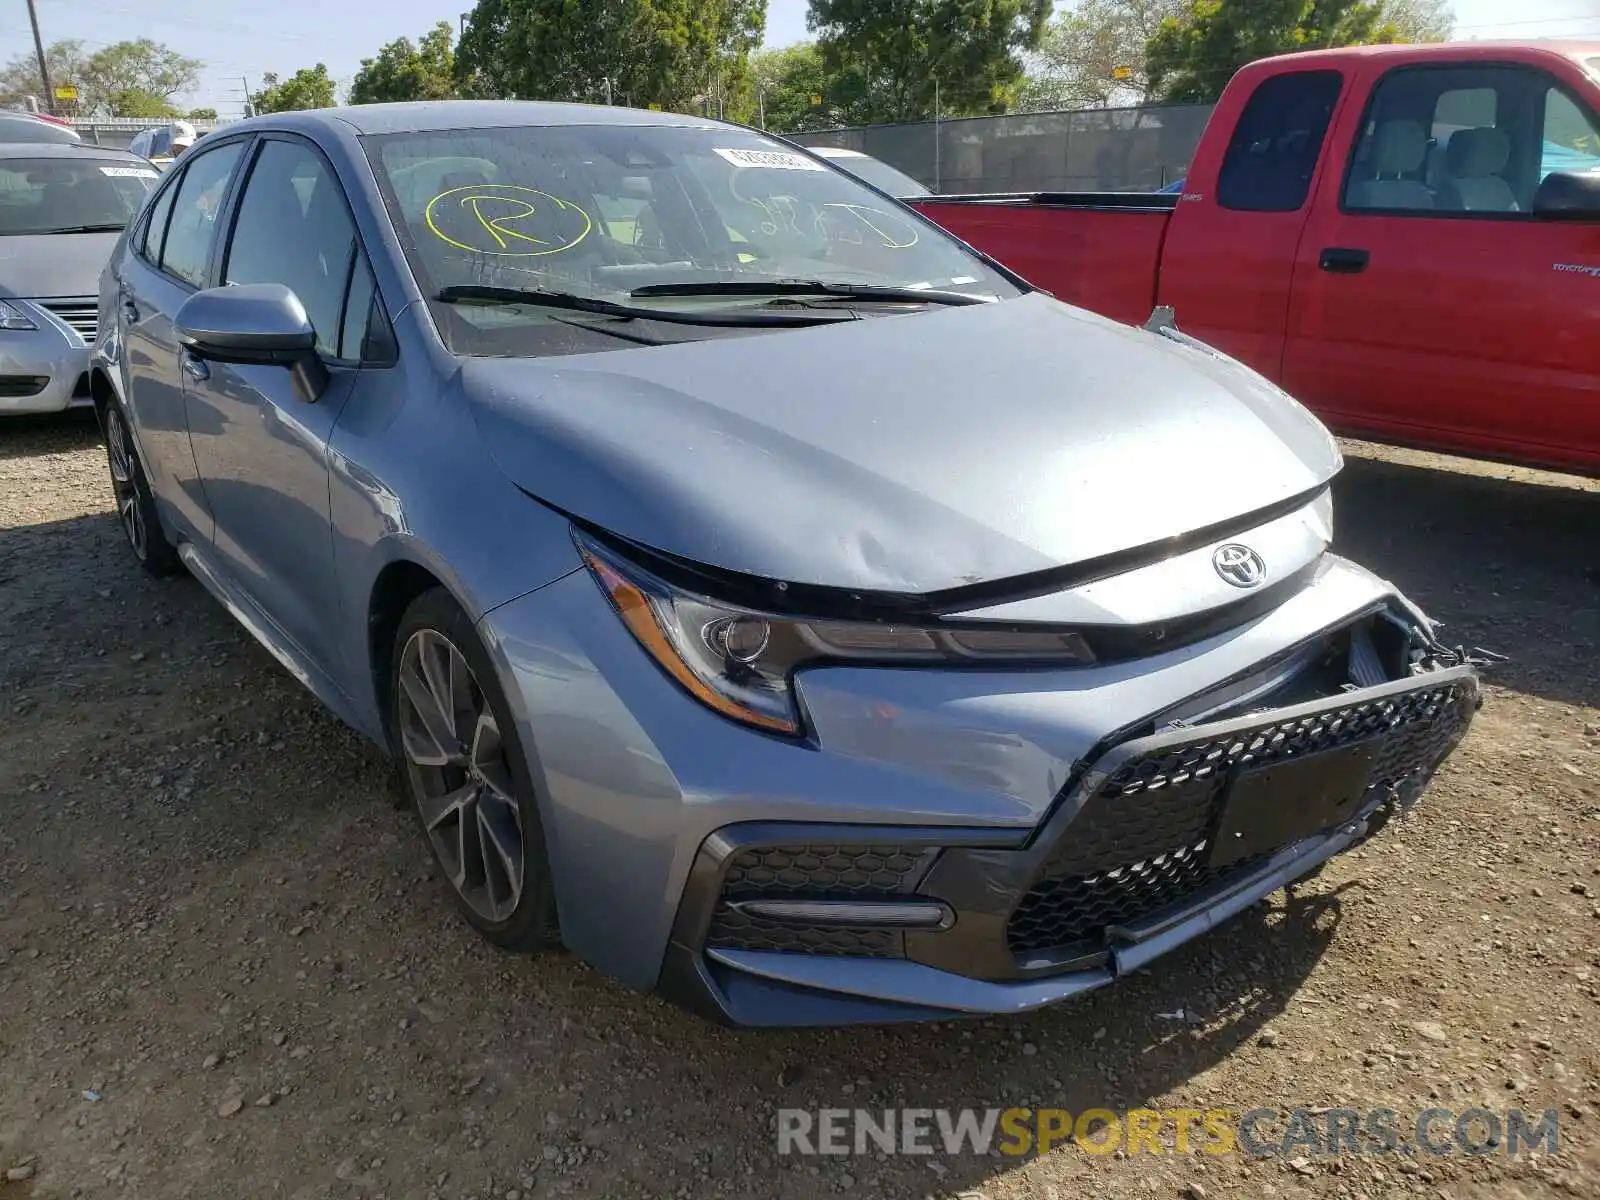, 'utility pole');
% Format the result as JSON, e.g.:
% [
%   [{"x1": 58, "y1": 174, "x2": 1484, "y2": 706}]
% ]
[
  {"x1": 239, "y1": 75, "x2": 253, "y2": 117},
  {"x1": 25, "y1": 0, "x2": 53, "y2": 115},
  {"x1": 757, "y1": 83, "x2": 766, "y2": 130},
  {"x1": 603, "y1": 77, "x2": 612, "y2": 105},
  {"x1": 933, "y1": 78, "x2": 941, "y2": 194}
]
